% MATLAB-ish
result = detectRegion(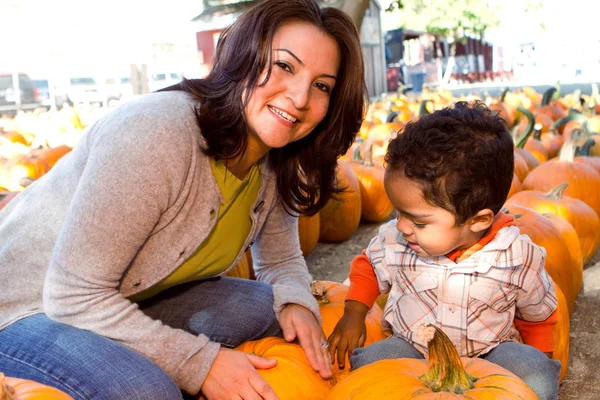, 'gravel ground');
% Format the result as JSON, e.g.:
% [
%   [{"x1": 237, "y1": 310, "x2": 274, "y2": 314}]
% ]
[{"x1": 305, "y1": 220, "x2": 600, "y2": 399}]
